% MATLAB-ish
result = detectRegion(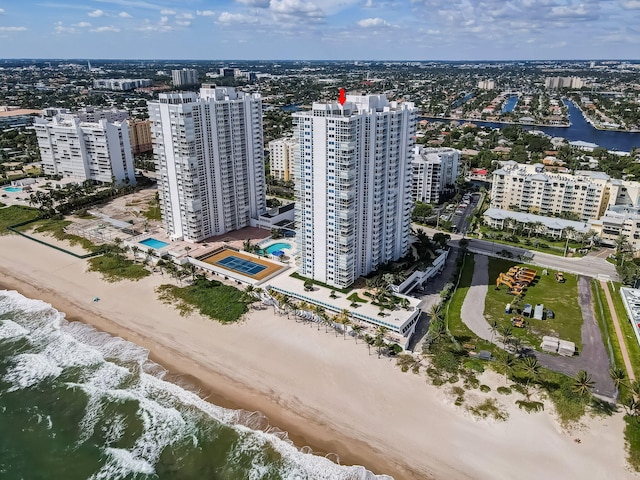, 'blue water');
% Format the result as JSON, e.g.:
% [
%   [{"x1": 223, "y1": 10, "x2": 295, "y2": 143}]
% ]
[
  {"x1": 422, "y1": 99, "x2": 640, "y2": 151},
  {"x1": 3, "y1": 186, "x2": 22, "y2": 193},
  {"x1": 501, "y1": 96, "x2": 518, "y2": 113},
  {"x1": 0, "y1": 290, "x2": 389, "y2": 480},
  {"x1": 139, "y1": 238, "x2": 169, "y2": 249},
  {"x1": 452, "y1": 92, "x2": 473, "y2": 108},
  {"x1": 281, "y1": 104, "x2": 301, "y2": 112},
  {"x1": 264, "y1": 242, "x2": 292, "y2": 254}
]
